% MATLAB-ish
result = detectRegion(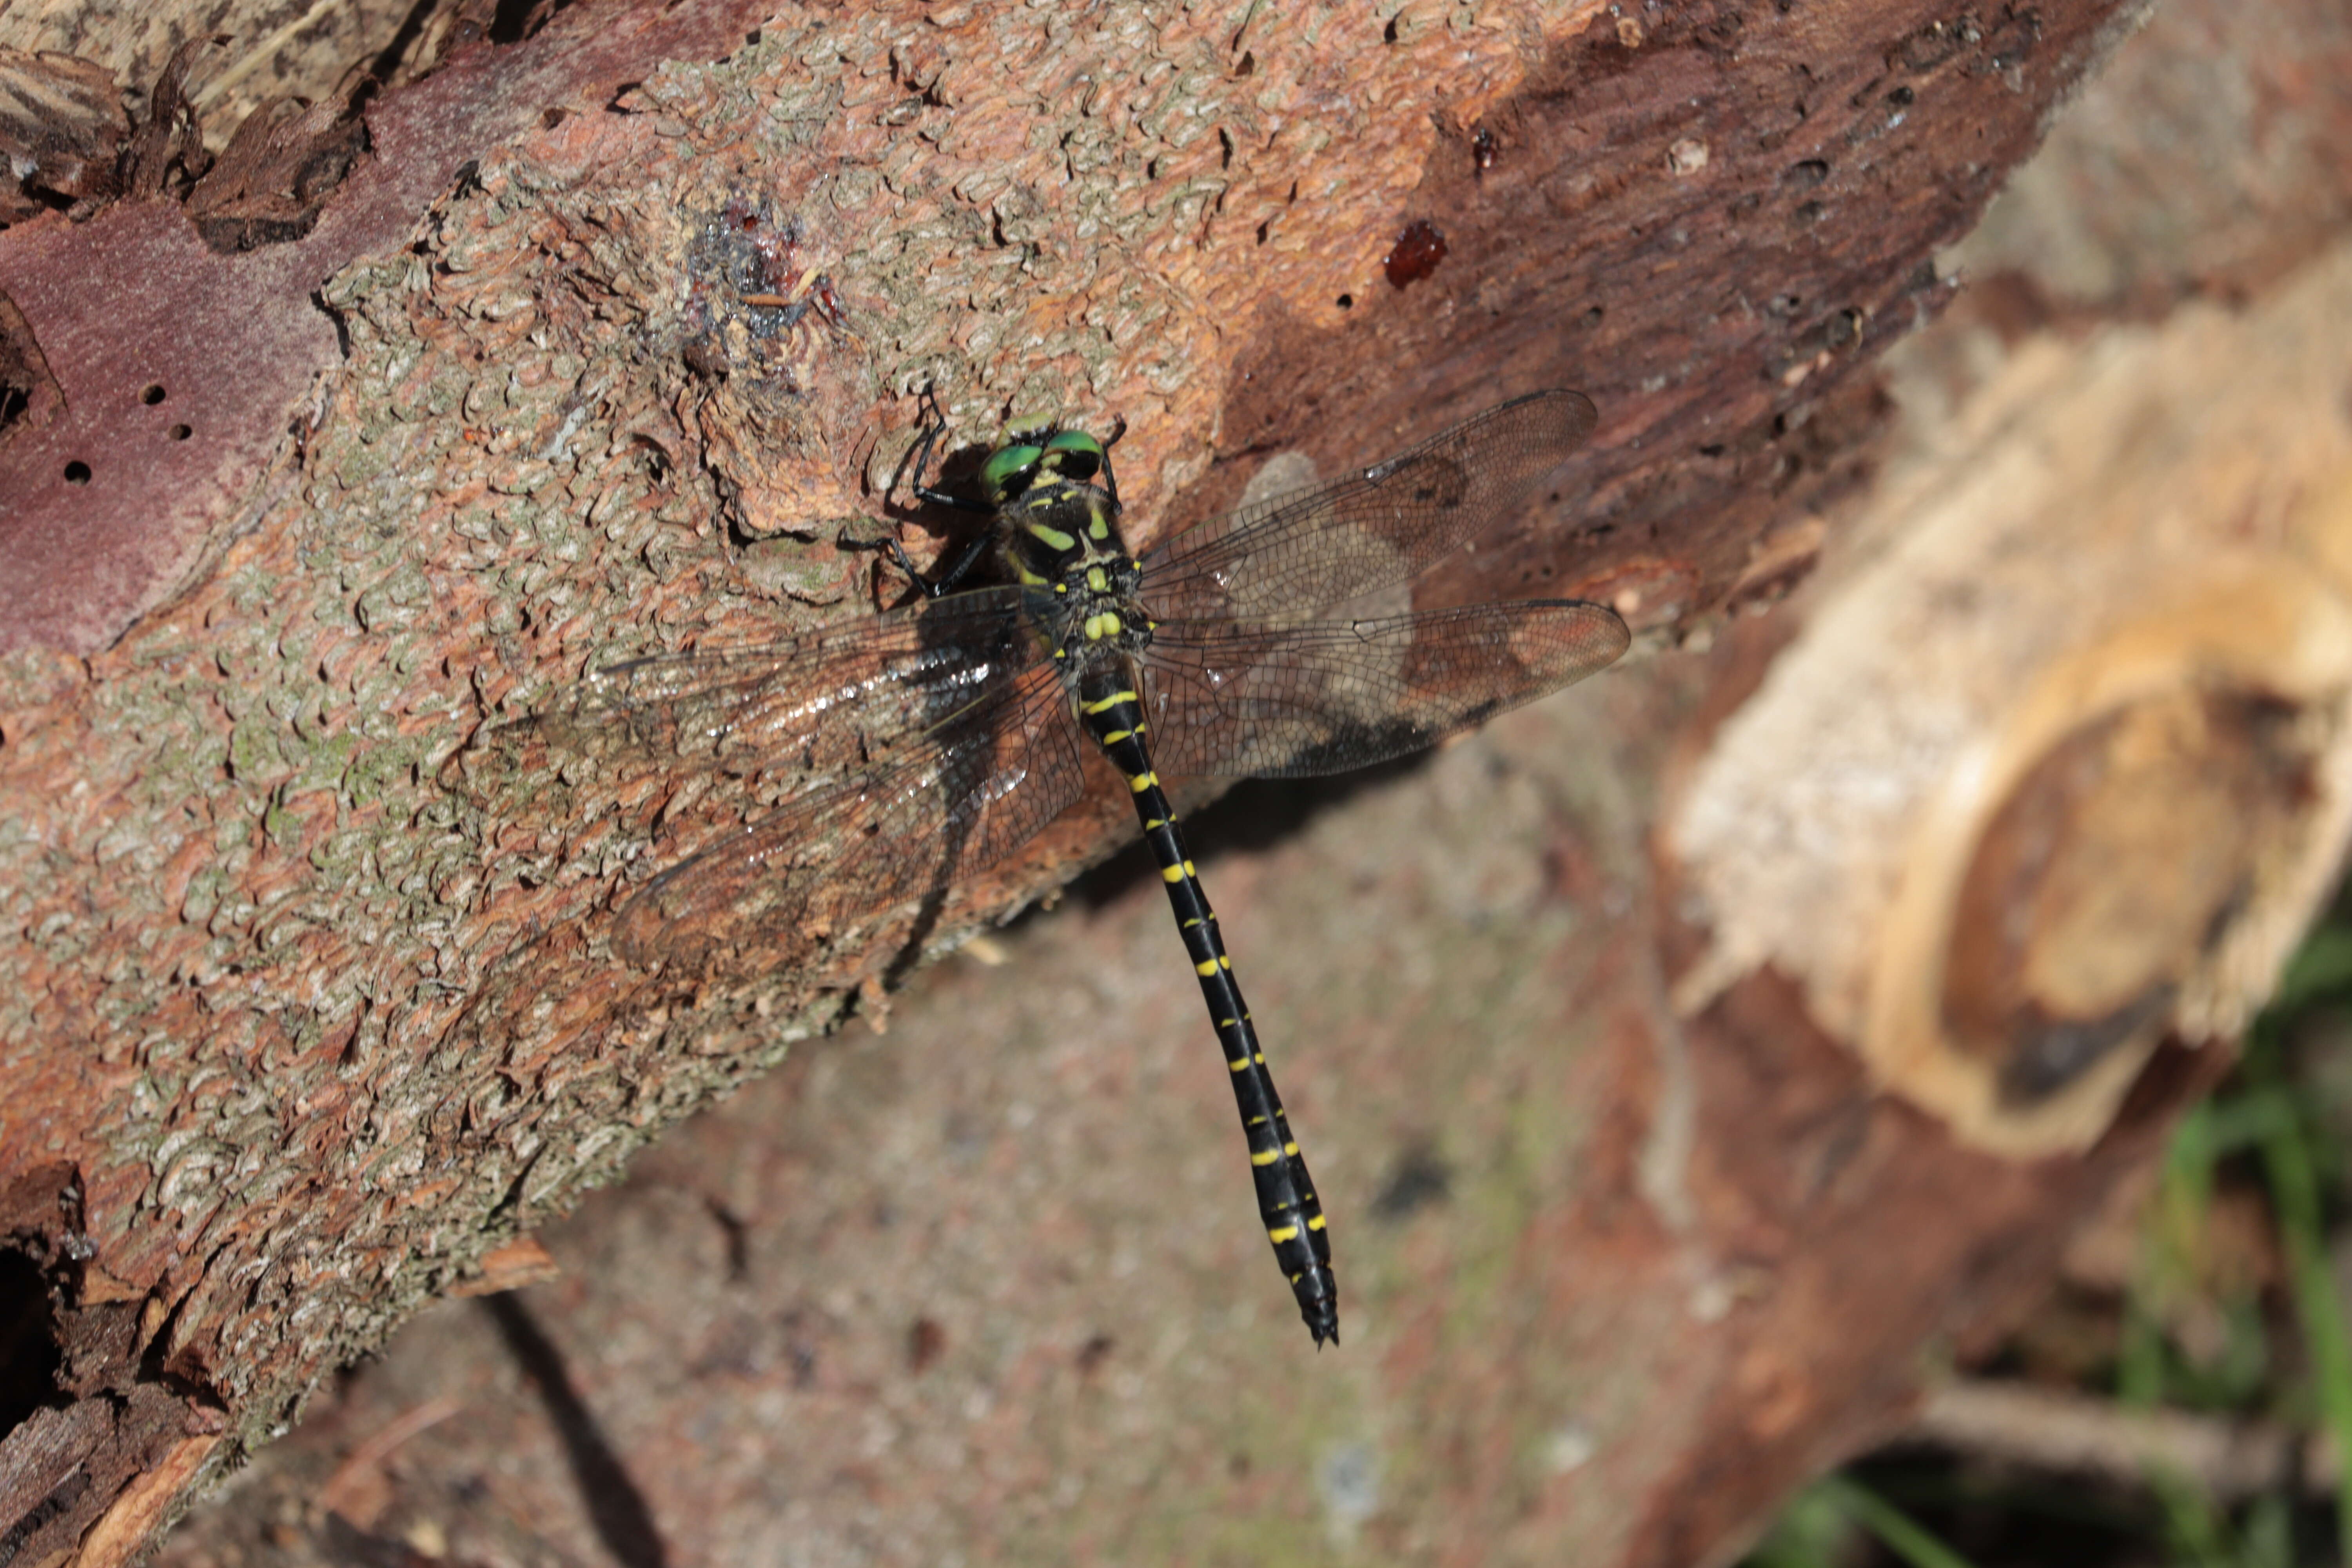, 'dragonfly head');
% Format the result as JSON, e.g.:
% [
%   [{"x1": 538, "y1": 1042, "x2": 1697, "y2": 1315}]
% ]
[{"x1": 980, "y1": 425, "x2": 1111, "y2": 507}]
